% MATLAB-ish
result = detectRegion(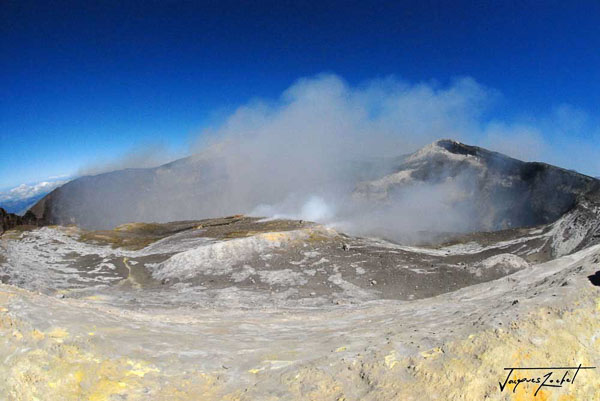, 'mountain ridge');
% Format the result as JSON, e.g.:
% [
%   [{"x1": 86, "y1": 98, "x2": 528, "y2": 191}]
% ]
[
  {"x1": 29, "y1": 139, "x2": 600, "y2": 234},
  {"x1": 355, "y1": 139, "x2": 600, "y2": 232}
]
